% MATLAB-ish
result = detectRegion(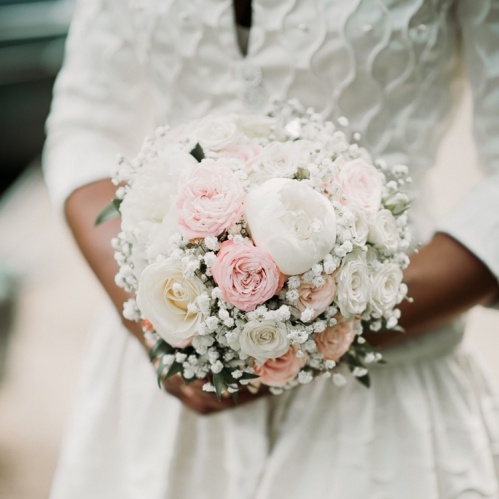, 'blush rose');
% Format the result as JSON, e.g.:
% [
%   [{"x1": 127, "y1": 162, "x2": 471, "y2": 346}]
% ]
[
  {"x1": 315, "y1": 317, "x2": 356, "y2": 361},
  {"x1": 253, "y1": 345, "x2": 307, "y2": 387},
  {"x1": 176, "y1": 162, "x2": 246, "y2": 240},
  {"x1": 211, "y1": 241, "x2": 283, "y2": 312},
  {"x1": 290, "y1": 274, "x2": 337, "y2": 320}
]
